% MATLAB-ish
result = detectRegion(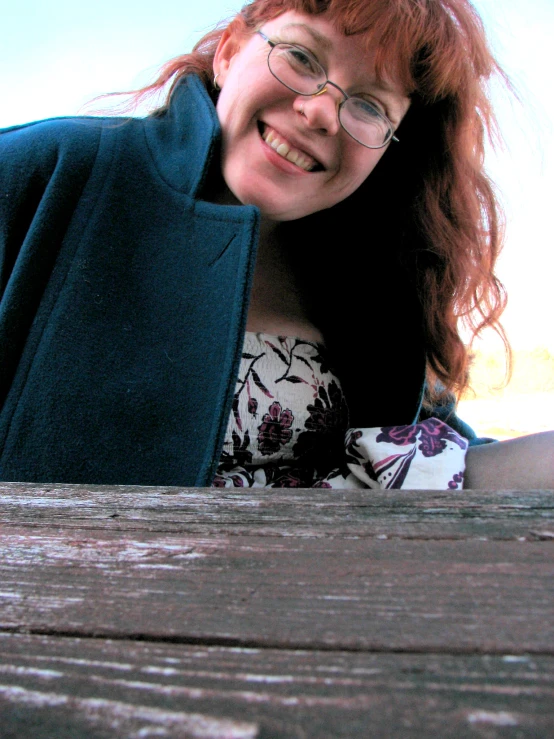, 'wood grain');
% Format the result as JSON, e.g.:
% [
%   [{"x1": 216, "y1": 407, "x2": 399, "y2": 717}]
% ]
[
  {"x1": 1, "y1": 526, "x2": 552, "y2": 653},
  {"x1": 1, "y1": 483, "x2": 553, "y2": 736},
  {"x1": 1, "y1": 633, "x2": 553, "y2": 738},
  {"x1": 1, "y1": 483, "x2": 553, "y2": 539}
]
